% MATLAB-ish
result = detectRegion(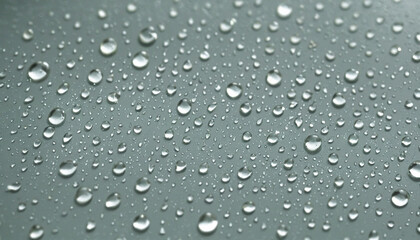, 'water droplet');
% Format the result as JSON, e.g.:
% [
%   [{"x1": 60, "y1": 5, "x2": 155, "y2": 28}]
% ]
[
  {"x1": 304, "y1": 135, "x2": 322, "y2": 154},
  {"x1": 198, "y1": 212, "x2": 218, "y2": 235},
  {"x1": 242, "y1": 201, "x2": 256, "y2": 214},
  {"x1": 238, "y1": 166, "x2": 253, "y2": 180},
  {"x1": 59, "y1": 160, "x2": 77, "y2": 177},
  {"x1": 276, "y1": 224, "x2": 289, "y2": 239},
  {"x1": 412, "y1": 51, "x2": 420, "y2": 63},
  {"x1": 139, "y1": 27, "x2": 158, "y2": 46},
  {"x1": 277, "y1": 4, "x2": 293, "y2": 19},
  {"x1": 177, "y1": 98, "x2": 192, "y2": 116},
  {"x1": 100, "y1": 38, "x2": 117, "y2": 56},
  {"x1": 328, "y1": 153, "x2": 339, "y2": 165},
  {"x1": 28, "y1": 62, "x2": 49, "y2": 82},
  {"x1": 23, "y1": 29, "x2": 34, "y2": 41},
  {"x1": 105, "y1": 192, "x2": 121, "y2": 209},
  {"x1": 331, "y1": 93, "x2": 346, "y2": 108},
  {"x1": 75, "y1": 187, "x2": 93, "y2": 206},
  {"x1": 266, "y1": 69, "x2": 282, "y2": 87},
  {"x1": 48, "y1": 108, "x2": 66, "y2": 126},
  {"x1": 112, "y1": 161, "x2": 126, "y2": 176},
  {"x1": 29, "y1": 225, "x2": 44, "y2": 240},
  {"x1": 133, "y1": 214, "x2": 150, "y2": 232},
  {"x1": 135, "y1": 177, "x2": 151, "y2": 193},
  {"x1": 226, "y1": 82, "x2": 243, "y2": 99},
  {"x1": 132, "y1": 51, "x2": 149, "y2": 69},
  {"x1": 408, "y1": 161, "x2": 420, "y2": 180},
  {"x1": 391, "y1": 189, "x2": 409, "y2": 208},
  {"x1": 344, "y1": 69, "x2": 359, "y2": 83}
]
